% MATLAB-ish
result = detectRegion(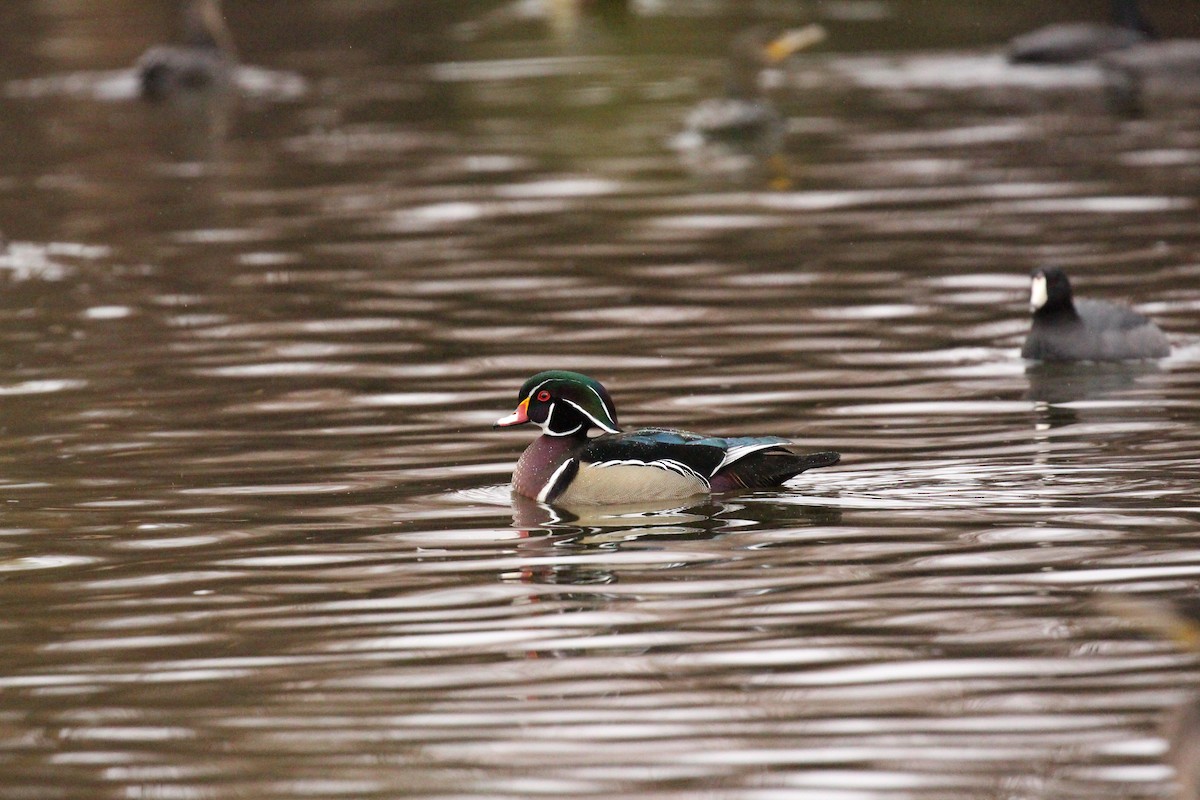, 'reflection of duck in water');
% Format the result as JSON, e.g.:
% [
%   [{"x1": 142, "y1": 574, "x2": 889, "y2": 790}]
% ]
[
  {"x1": 1101, "y1": 596, "x2": 1200, "y2": 800},
  {"x1": 1021, "y1": 267, "x2": 1170, "y2": 362},
  {"x1": 1007, "y1": 0, "x2": 1155, "y2": 64},
  {"x1": 137, "y1": 0, "x2": 236, "y2": 101},
  {"x1": 672, "y1": 25, "x2": 825, "y2": 180},
  {"x1": 494, "y1": 370, "x2": 839, "y2": 506}
]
